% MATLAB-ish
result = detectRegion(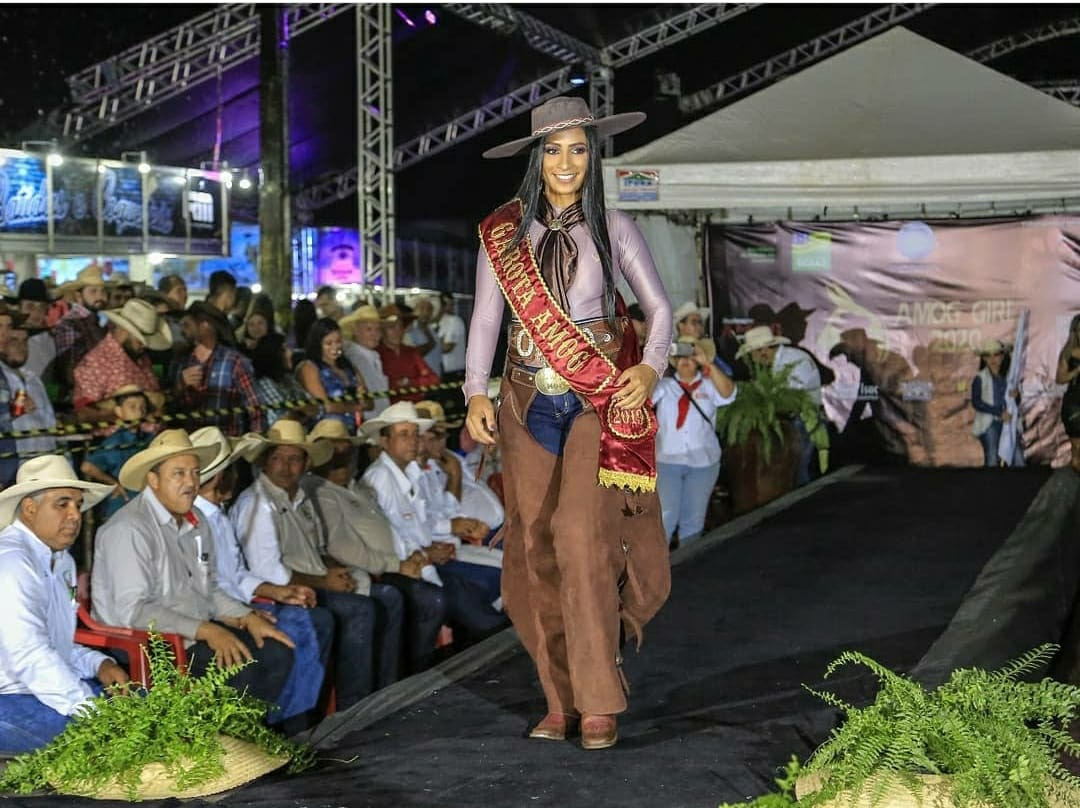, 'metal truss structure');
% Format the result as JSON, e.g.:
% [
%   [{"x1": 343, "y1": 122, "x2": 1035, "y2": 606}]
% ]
[
  {"x1": 966, "y1": 15, "x2": 1080, "y2": 64},
  {"x1": 589, "y1": 65, "x2": 614, "y2": 157},
  {"x1": 1028, "y1": 80, "x2": 1080, "y2": 106},
  {"x1": 356, "y1": 4, "x2": 396, "y2": 292},
  {"x1": 295, "y1": 3, "x2": 754, "y2": 210},
  {"x1": 443, "y1": 4, "x2": 600, "y2": 64},
  {"x1": 58, "y1": 3, "x2": 350, "y2": 143},
  {"x1": 678, "y1": 3, "x2": 930, "y2": 115}
]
